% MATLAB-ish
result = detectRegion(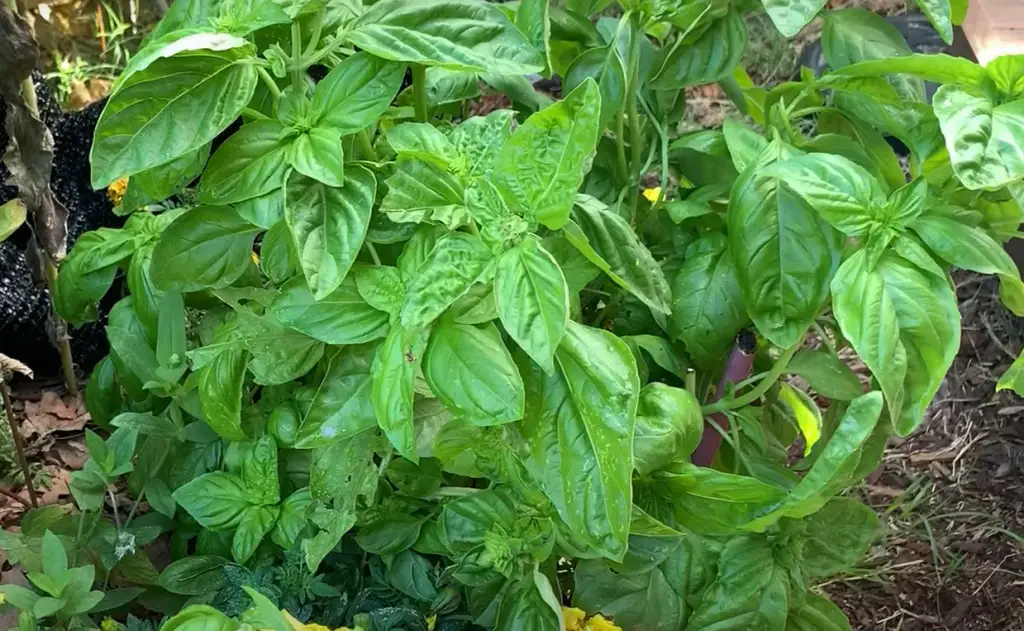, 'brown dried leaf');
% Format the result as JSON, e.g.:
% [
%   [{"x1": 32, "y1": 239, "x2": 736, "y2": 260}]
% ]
[
  {"x1": 21, "y1": 391, "x2": 89, "y2": 437},
  {"x1": 0, "y1": 353, "x2": 33, "y2": 379}
]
